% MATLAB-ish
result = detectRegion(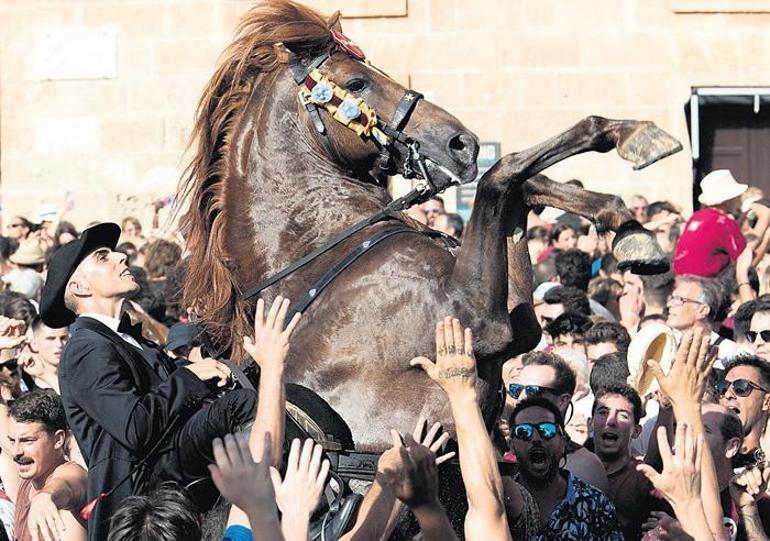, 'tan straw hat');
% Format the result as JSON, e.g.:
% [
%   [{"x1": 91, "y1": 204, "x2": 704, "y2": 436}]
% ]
[
  {"x1": 627, "y1": 322, "x2": 677, "y2": 396},
  {"x1": 698, "y1": 169, "x2": 748, "y2": 207},
  {"x1": 9, "y1": 240, "x2": 46, "y2": 266}
]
